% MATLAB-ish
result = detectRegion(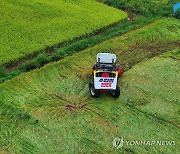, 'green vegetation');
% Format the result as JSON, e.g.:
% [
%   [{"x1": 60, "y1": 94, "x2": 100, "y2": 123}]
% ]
[
  {"x1": 120, "y1": 51, "x2": 180, "y2": 126},
  {"x1": 0, "y1": 67, "x2": 7, "y2": 78},
  {"x1": 0, "y1": 0, "x2": 127, "y2": 65},
  {"x1": 102, "y1": 0, "x2": 177, "y2": 16},
  {"x1": 175, "y1": 9, "x2": 180, "y2": 19},
  {"x1": 0, "y1": 18, "x2": 179, "y2": 153},
  {"x1": 161, "y1": 48, "x2": 180, "y2": 59},
  {"x1": 0, "y1": 16, "x2": 159, "y2": 83},
  {"x1": 84, "y1": 18, "x2": 180, "y2": 71}
]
